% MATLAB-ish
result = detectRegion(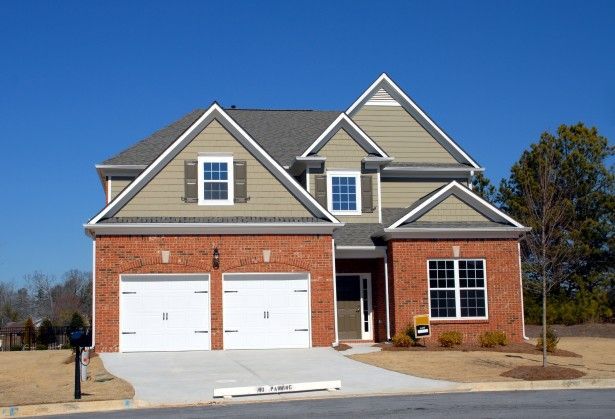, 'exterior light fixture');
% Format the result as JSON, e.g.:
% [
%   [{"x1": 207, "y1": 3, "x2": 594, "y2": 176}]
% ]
[{"x1": 213, "y1": 247, "x2": 220, "y2": 269}]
